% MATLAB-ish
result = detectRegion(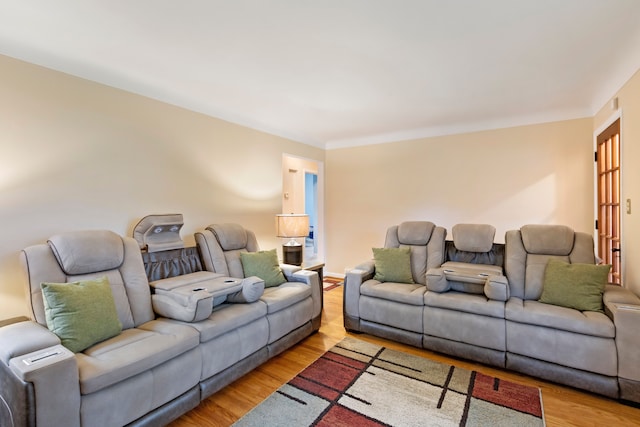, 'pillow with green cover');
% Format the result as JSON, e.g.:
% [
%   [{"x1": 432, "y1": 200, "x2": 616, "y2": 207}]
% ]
[
  {"x1": 41, "y1": 276, "x2": 122, "y2": 353},
  {"x1": 240, "y1": 249, "x2": 287, "y2": 287},
  {"x1": 538, "y1": 259, "x2": 610, "y2": 312},
  {"x1": 373, "y1": 247, "x2": 415, "y2": 284}
]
